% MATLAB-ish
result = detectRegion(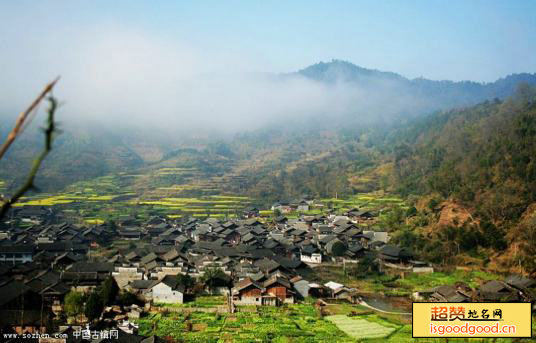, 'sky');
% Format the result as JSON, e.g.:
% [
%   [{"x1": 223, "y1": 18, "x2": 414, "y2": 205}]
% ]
[{"x1": 1, "y1": 0, "x2": 535, "y2": 131}]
